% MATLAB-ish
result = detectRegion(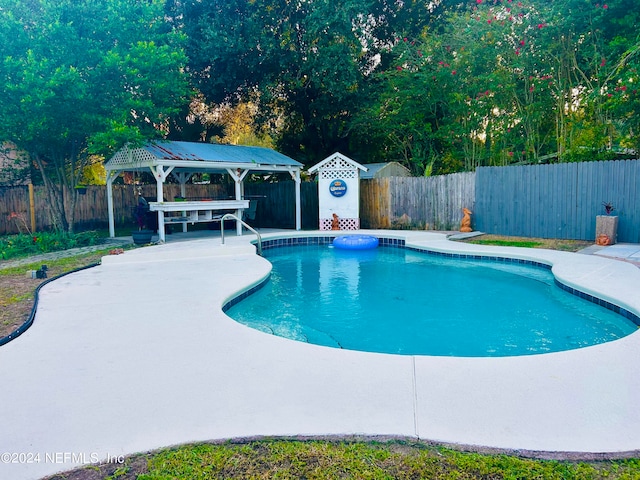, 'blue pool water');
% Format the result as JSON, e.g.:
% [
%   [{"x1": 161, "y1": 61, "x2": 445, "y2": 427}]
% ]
[{"x1": 226, "y1": 245, "x2": 637, "y2": 357}]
